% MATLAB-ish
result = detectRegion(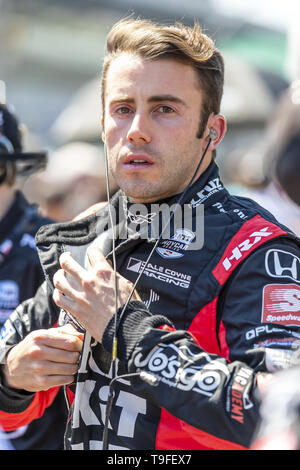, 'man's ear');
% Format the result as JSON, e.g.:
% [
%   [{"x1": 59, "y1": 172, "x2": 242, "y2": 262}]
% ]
[{"x1": 206, "y1": 114, "x2": 227, "y2": 150}]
